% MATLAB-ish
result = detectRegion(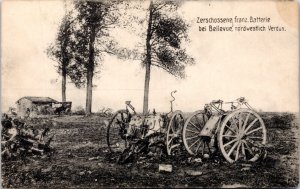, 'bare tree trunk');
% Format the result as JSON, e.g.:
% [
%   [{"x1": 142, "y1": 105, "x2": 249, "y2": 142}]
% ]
[
  {"x1": 62, "y1": 0, "x2": 67, "y2": 104},
  {"x1": 62, "y1": 67, "x2": 66, "y2": 102},
  {"x1": 143, "y1": 61, "x2": 151, "y2": 115},
  {"x1": 143, "y1": 1, "x2": 154, "y2": 115},
  {"x1": 86, "y1": 68, "x2": 93, "y2": 115},
  {"x1": 86, "y1": 29, "x2": 96, "y2": 116}
]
